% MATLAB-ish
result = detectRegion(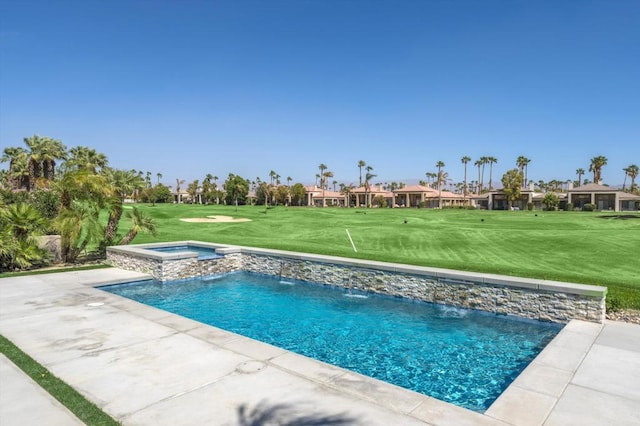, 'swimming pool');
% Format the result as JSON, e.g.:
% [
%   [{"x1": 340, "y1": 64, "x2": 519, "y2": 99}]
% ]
[
  {"x1": 100, "y1": 271, "x2": 562, "y2": 412},
  {"x1": 146, "y1": 245, "x2": 222, "y2": 260}
]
